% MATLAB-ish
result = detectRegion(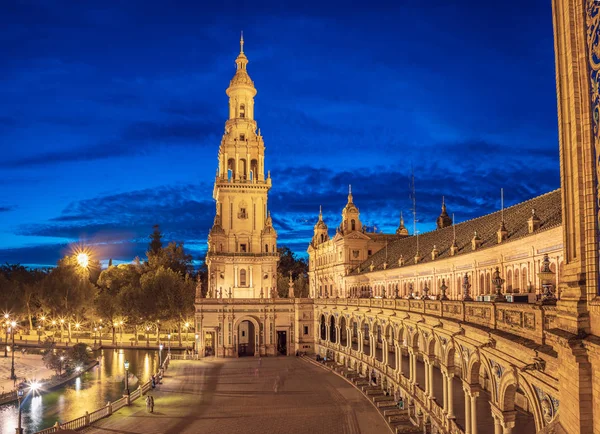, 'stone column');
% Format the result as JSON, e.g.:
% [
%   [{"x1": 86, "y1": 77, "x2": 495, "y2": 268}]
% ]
[
  {"x1": 335, "y1": 326, "x2": 340, "y2": 344},
  {"x1": 442, "y1": 370, "x2": 448, "y2": 412},
  {"x1": 407, "y1": 349, "x2": 413, "y2": 382},
  {"x1": 325, "y1": 324, "x2": 330, "y2": 343},
  {"x1": 447, "y1": 374, "x2": 455, "y2": 418},
  {"x1": 463, "y1": 385, "x2": 471, "y2": 434},
  {"x1": 358, "y1": 331, "x2": 363, "y2": 353},
  {"x1": 234, "y1": 266, "x2": 238, "y2": 287},
  {"x1": 424, "y1": 359, "x2": 429, "y2": 394},
  {"x1": 493, "y1": 415, "x2": 502, "y2": 434},
  {"x1": 397, "y1": 344, "x2": 403, "y2": 375},
  {"x1": 346, "y1": 327, "x2": 352, "y2": 349},
  {"x1": 470, "y1": 391, "x2": 479, "y2": 434},
  {"x1": 382, "y1": 339, "x2": 388, "y2": 365},
  {"x1": 427, "y1": 359, "x2": 434, "y2": 399},
  {"x1": 249, "y1": 266, "x2": 253, "y2": 287}
]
